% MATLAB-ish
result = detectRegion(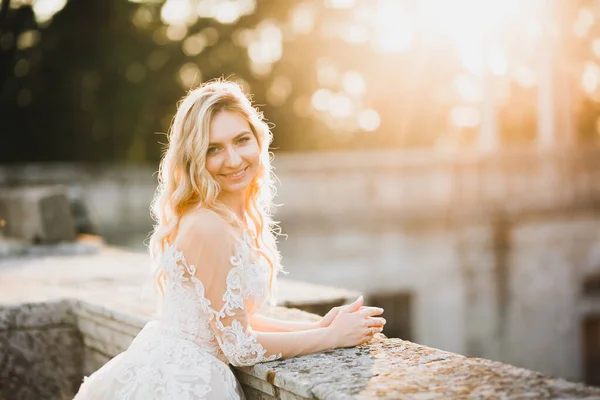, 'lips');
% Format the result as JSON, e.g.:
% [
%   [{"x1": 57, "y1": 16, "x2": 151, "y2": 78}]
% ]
[{"x1": 221, "y1": 166, "x2": 248, "y2": 178}]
